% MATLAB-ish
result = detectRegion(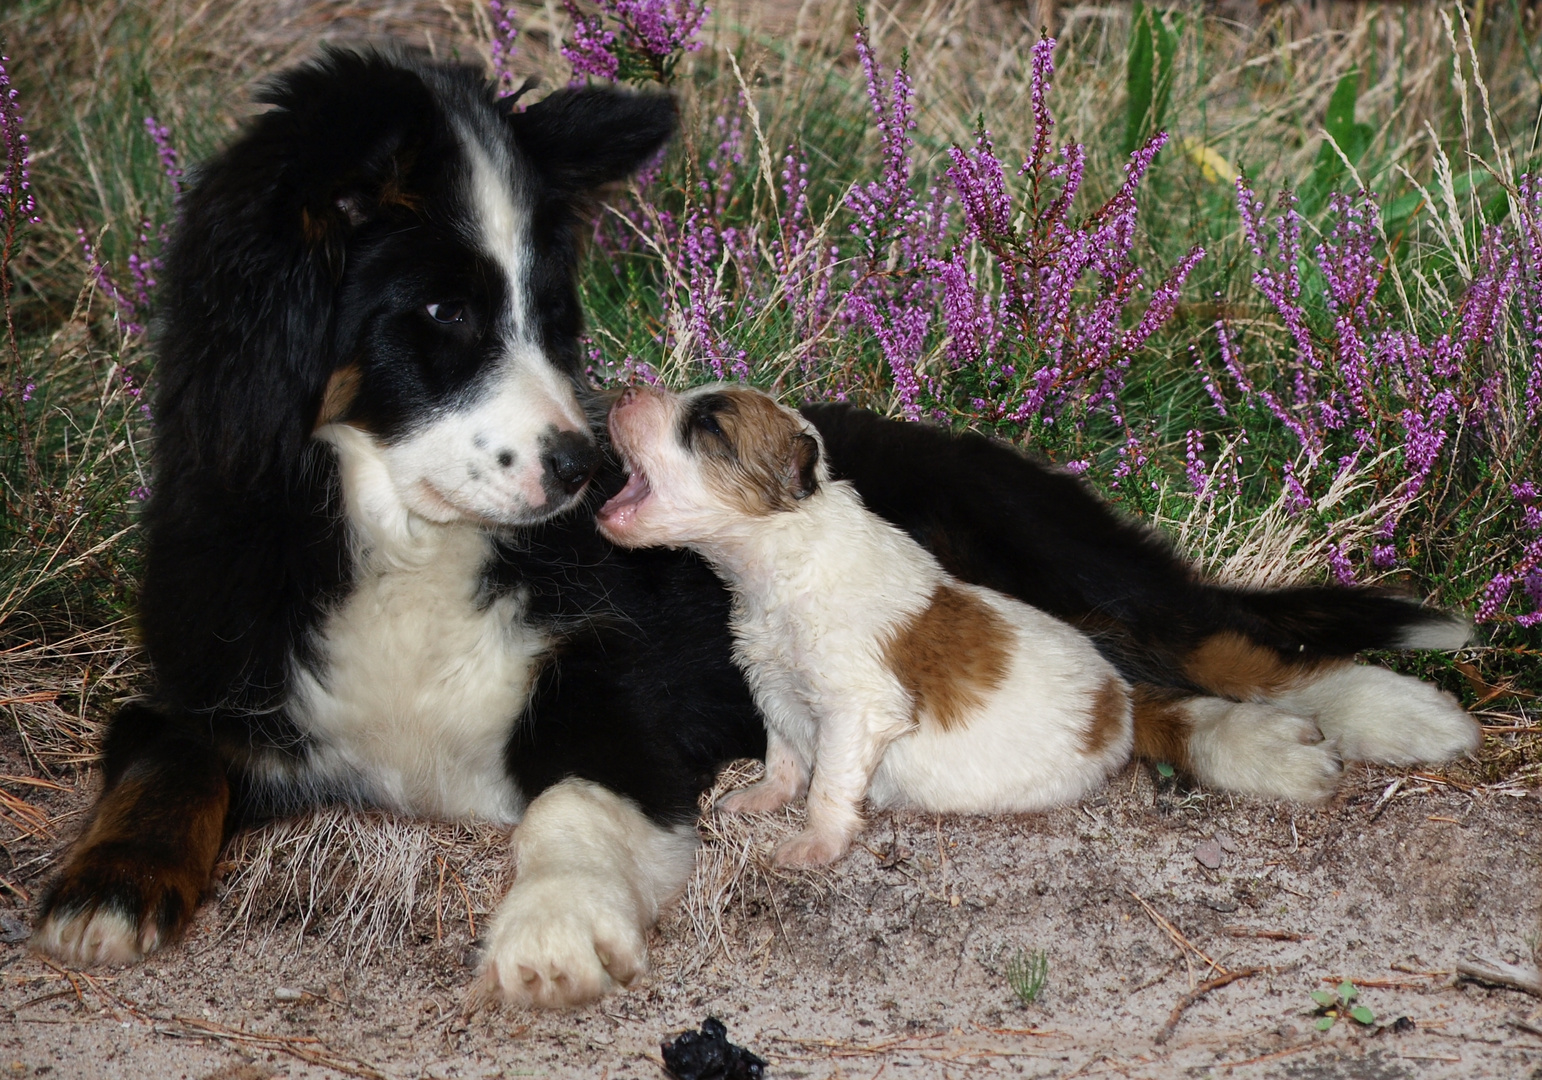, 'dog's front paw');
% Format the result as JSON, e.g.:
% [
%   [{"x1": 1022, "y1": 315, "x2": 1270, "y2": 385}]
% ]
[
  {"x1": 717, "y1": 781, "x2": 794, "y2": 816},
  {"x1": 470, "y1": 871, "x2": 648, "y2": 1010},
  {"x1": 772, "y1": 828, "x2": 850, "y2": 868},
  {"x1": 32, "y1": 845, "x2": 207, "y2": 967}
]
